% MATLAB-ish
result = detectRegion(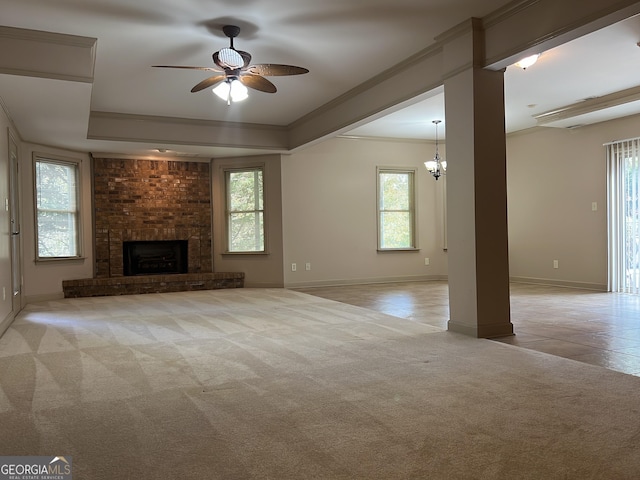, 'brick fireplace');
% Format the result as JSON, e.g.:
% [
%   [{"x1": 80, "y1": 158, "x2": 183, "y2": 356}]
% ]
[
  {"x1": 93, "y1": 158, "x2": 212, "y2": 278},
  {"x1": 62, "y1": 158, "x2": 243, "y2": 297}
]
